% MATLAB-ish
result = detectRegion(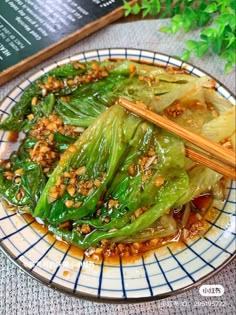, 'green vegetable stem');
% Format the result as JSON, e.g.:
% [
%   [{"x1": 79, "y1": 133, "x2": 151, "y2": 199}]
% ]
[
  {"x1": 0, "y1": 58, "x2": 233, "y2": 252},
  {"x1": 33, "y1": 105, "x2": 142, "y2": 223}
]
